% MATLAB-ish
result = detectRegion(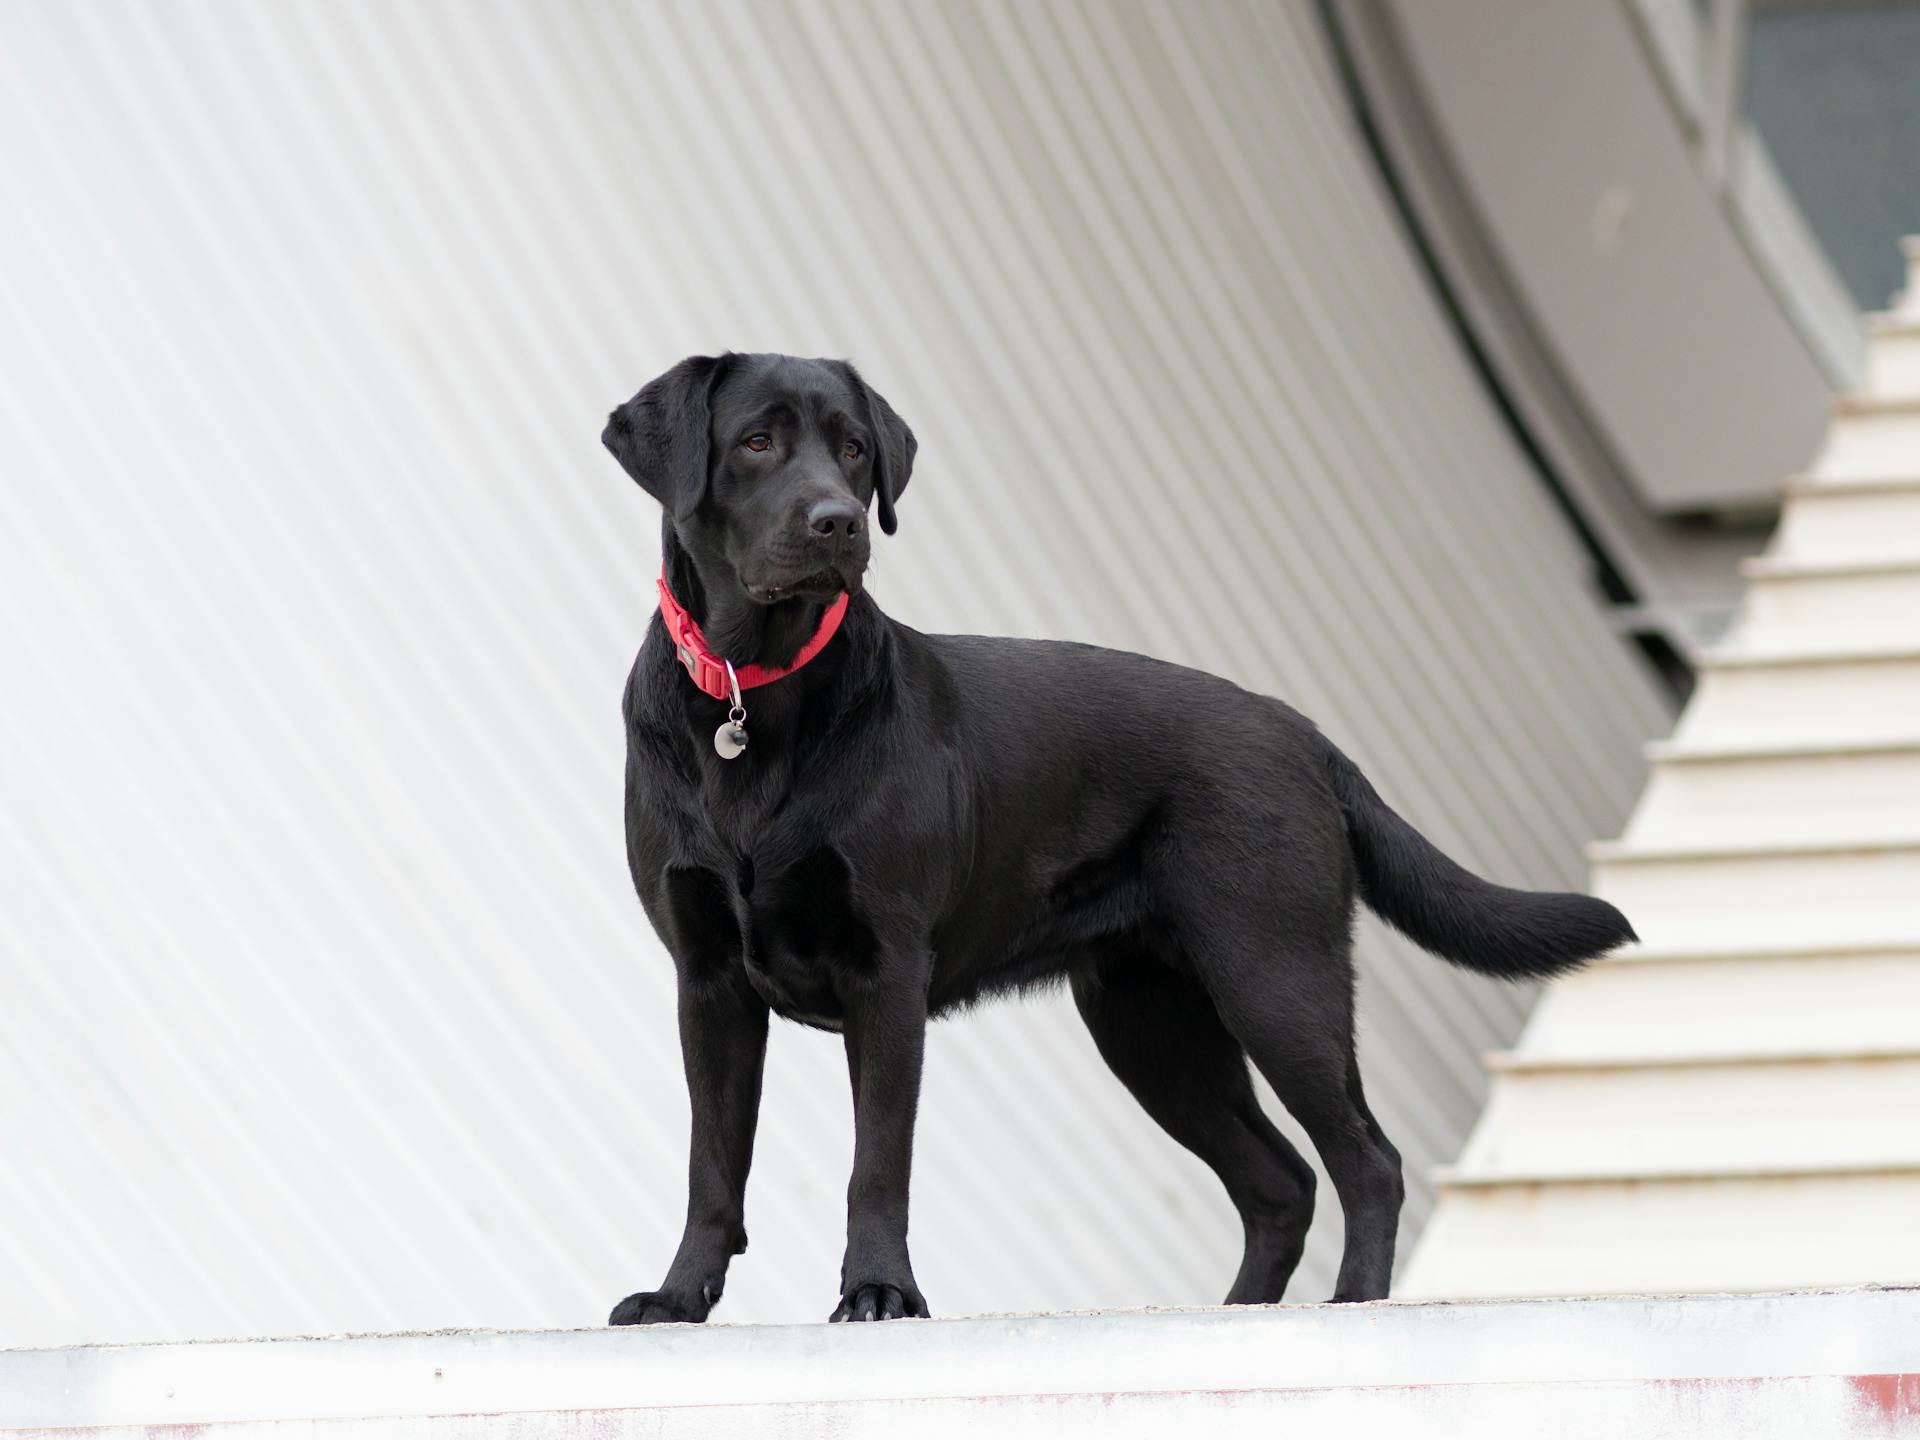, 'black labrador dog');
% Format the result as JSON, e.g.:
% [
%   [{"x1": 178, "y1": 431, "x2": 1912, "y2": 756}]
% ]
[{"x1": 603, "y1": 352, "x2": 1634, "y2": 1325}]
